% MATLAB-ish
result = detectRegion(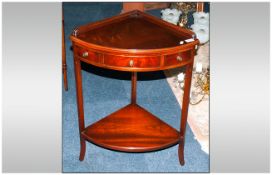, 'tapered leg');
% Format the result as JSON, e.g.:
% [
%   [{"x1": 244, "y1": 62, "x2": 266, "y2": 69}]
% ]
[
  {"x1": 79, "y1": 138, "x2": 86, "y2": 161},
  {"x1": 62, "y1": 63, "x2": 68, "y2": 91},
  {"x1": 131, "y1": 72, "x2": 137, "y2": 104},
  {"x1": 74, "y1": 57, "x2": 86, "y2": 161},
  {"x1": 62, "y1": 9, "x2": 68, "y2": 91},
  {"x1": 178, "y1": 139, "x2": 185, "y2": 165},
  {"x1": 178, "y1": 52, "x2": 194, "y2": 165}
]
